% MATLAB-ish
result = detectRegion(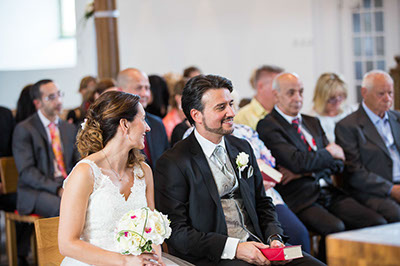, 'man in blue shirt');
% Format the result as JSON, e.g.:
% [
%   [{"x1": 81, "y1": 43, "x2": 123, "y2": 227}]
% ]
[{"x1": 336, "y1": 70, "x2": 400, "y2": 223}]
